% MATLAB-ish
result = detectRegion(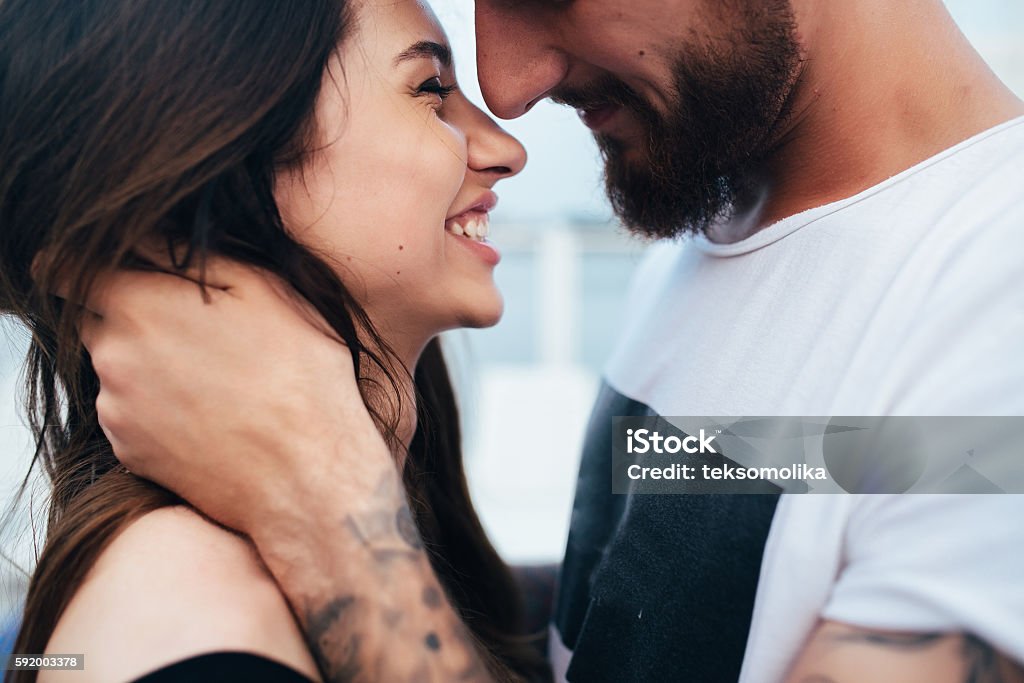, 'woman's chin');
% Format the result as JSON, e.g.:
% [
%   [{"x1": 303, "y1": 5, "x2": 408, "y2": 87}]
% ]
[{"x1": 455, "y1": 294, "x2": 504, "y2": 330}]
